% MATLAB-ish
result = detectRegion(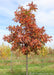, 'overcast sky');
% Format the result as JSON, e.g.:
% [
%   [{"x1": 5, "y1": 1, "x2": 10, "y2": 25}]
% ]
[{"x1": 0, "y1": 0, "x2": 54, "y2": 48}]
